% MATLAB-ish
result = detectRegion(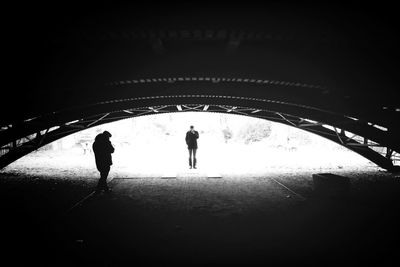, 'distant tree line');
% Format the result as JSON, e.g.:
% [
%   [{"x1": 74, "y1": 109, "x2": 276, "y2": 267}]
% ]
[{"x1": 223, "y1": 121, "x2": 272, "y2": 144}]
